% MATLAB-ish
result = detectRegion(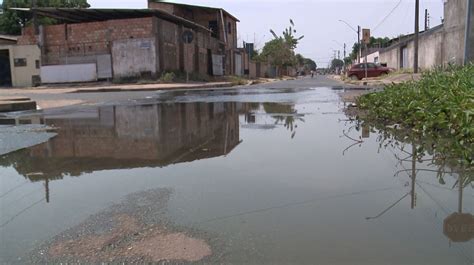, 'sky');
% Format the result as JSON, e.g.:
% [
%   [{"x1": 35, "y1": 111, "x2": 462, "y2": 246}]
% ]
[{"x1": 86, "y1": 0, "x2": 445, "y2": 66}]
